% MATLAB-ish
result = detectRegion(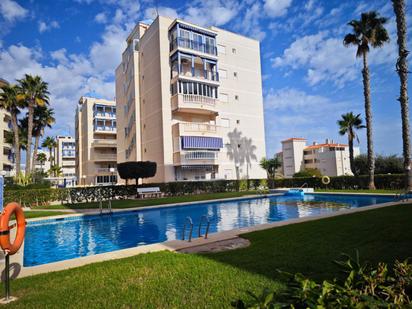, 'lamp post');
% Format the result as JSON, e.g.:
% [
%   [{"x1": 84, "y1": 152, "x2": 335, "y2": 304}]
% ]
[
  {"x1": 109, "y1": 167, "x2": 115, "y2": 186},
  {"x1": 82, "y1": 175, "x2": 86, "y2": 187}
]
